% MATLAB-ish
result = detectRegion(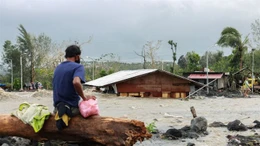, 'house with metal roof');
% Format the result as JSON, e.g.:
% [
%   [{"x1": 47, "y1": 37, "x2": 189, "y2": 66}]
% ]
[
  {"x1": 84, "y1": 69, "x2": 204, "y2": 98},
  {"x1": 183, "y1": 71, "x2": 229, "y2": 90}
]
